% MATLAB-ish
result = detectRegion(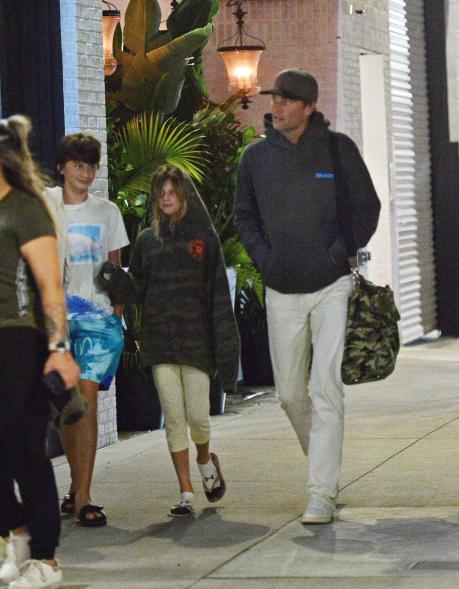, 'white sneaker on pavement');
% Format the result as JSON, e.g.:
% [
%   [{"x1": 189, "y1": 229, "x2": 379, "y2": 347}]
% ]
[
  {"x1": 301, "y1": 494, "x2": 335, "y2": 524},
  {"x1": 8, "y1": 559, "x2": 62, "y2": 589},
  {"x1": 0, "y1": 532, "x2": 31, "y2": 584}
]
